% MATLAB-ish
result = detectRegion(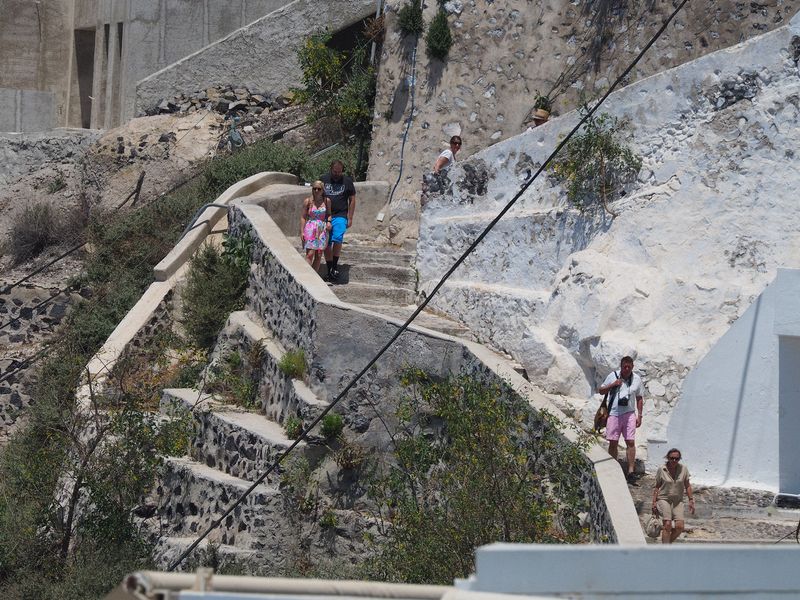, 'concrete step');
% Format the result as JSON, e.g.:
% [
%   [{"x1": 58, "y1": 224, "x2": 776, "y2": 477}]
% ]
[
  {"x1": 341, "y1": 246, "x2": 415, "y2": 268},
  {"x1": 357, "y1": 304, "x2": 475, "y2": 340},
  {"x1": 161, "y1": 388, "x2": 326, "y2": 484},
  {"x1": 153, "y1": 536, "x2": 258, "y2": 572},
  {"x1": 333, "y1": 263, "x2": 416, "y2": 288},
  {"x1": 332, "y1": 282, "x2": 417, "y2": 306},
  {"x1": 158, "y1": 457, "x2": 282, "y2": 550},
  {"x1": 210, "y1": 311, "x2": 329, "y2": 424}
]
